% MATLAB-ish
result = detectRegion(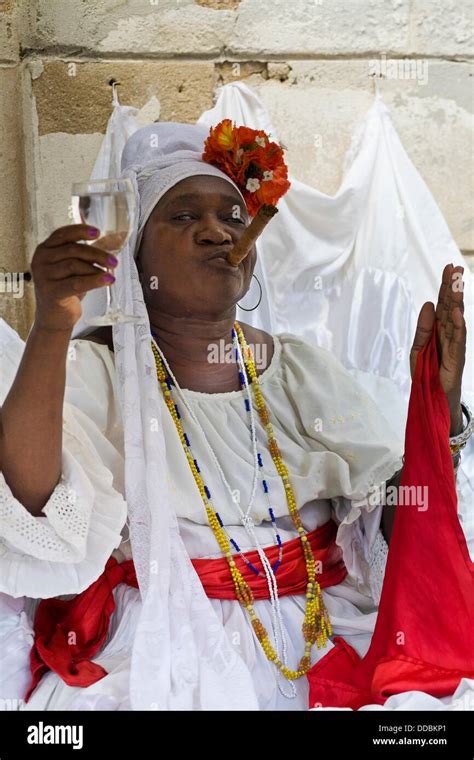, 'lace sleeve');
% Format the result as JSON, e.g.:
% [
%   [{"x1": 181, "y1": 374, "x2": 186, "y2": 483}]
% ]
[
  {"x1": 367, "y1": 529, "x2": 389, "y2": 605},
  {"x1": 0, "y1": 468, "x2": 89, "y2": 563},
  {"x1": 0, "y1": 425, "x2": 127, "y2": 599},
  {"x1": 0, "y1": 340, "x2": 128, "y2": 599},
  {"x1": 331, "y1": 466, "x2": 399, "y2": 602}
]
